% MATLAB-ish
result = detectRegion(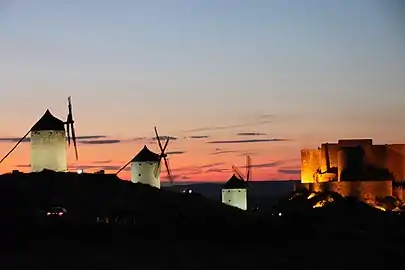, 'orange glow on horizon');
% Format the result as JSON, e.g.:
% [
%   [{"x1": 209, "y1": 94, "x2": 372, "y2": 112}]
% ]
[{"x1": 0, "y1": 137, "x2": 301, "y2": 182}]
